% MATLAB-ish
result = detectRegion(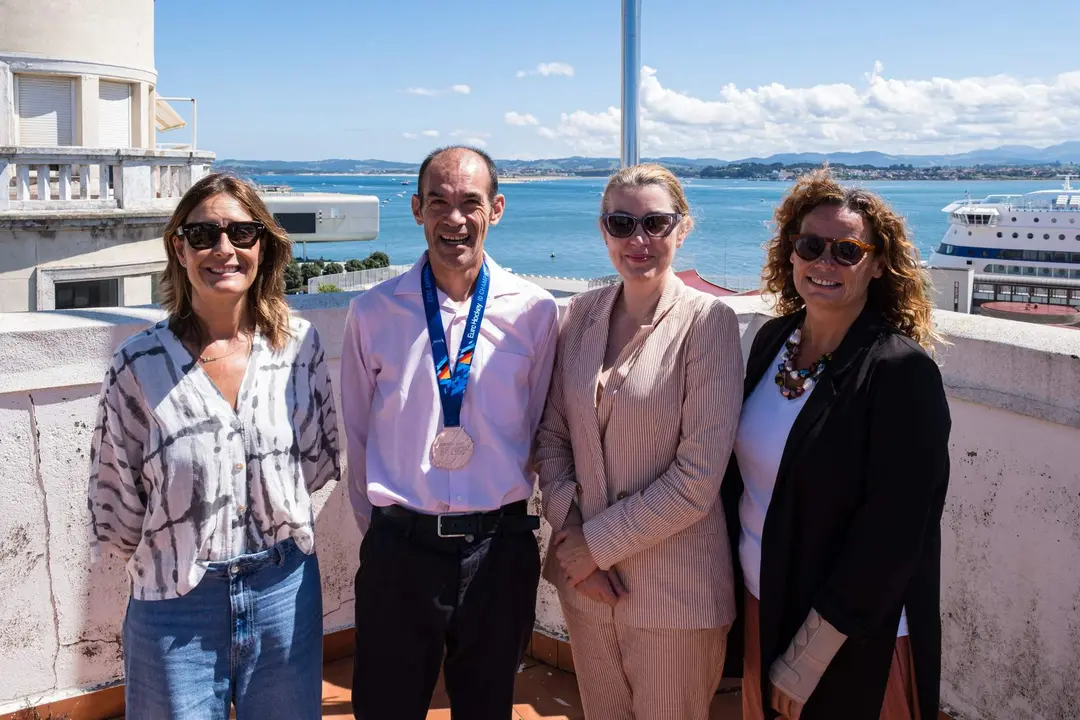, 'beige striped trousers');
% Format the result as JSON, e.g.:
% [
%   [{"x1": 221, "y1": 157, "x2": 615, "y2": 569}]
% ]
[{"x1": 563, "y1": 604, "x2": 730, "y2": 720}]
